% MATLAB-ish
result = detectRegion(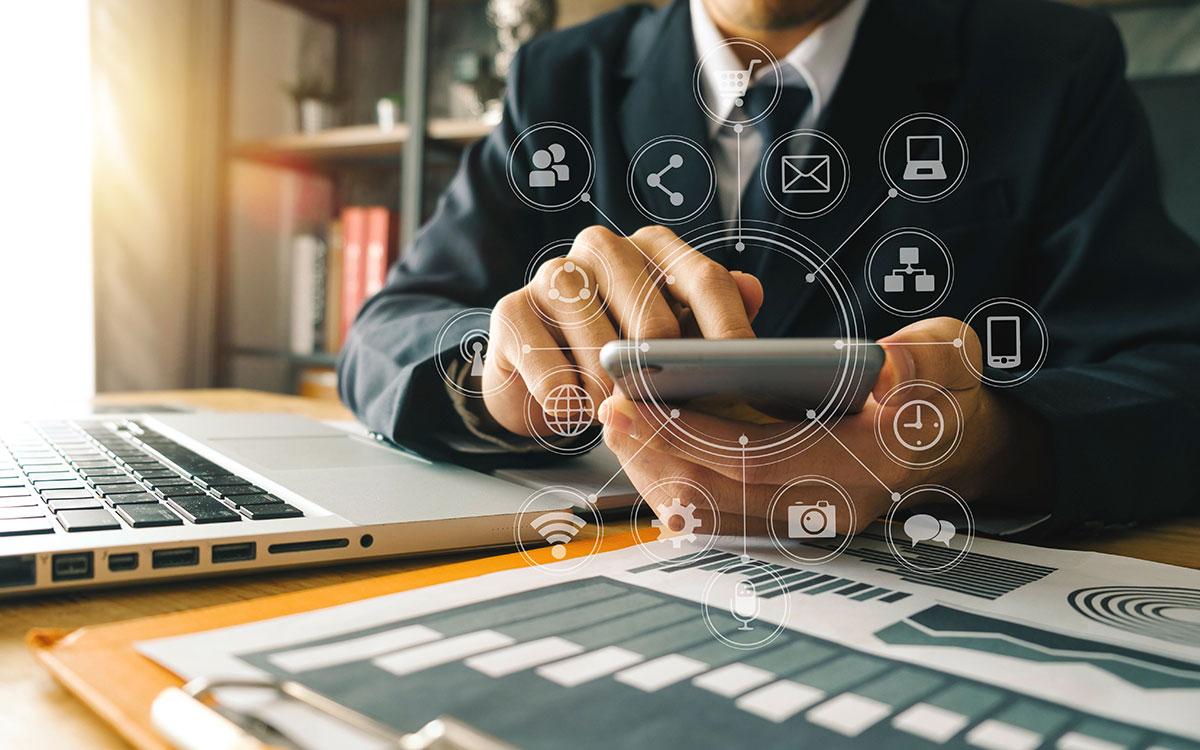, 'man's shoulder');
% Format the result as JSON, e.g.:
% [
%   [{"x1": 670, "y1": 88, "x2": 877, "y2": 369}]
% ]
[
  {"x1": 517, "y1": 2, "x2": 661, "y2": 72},
  {"x1": 959, "y1": 0, "x2": 1122, "y2": 66}
]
